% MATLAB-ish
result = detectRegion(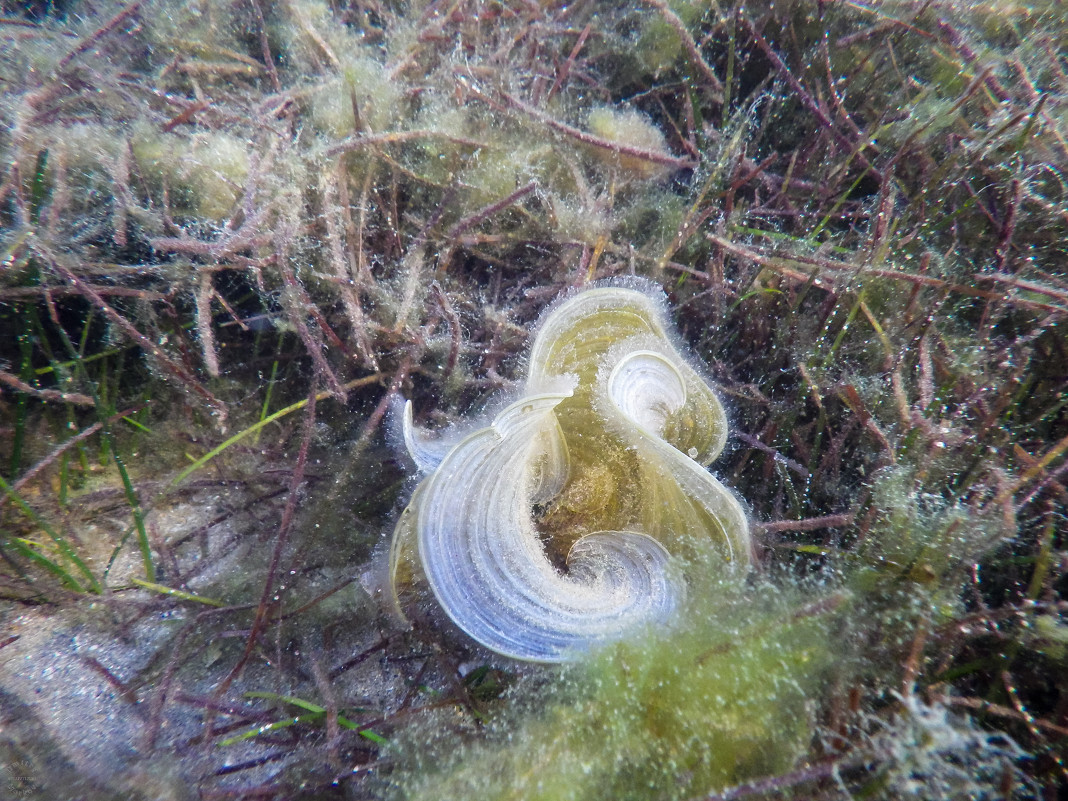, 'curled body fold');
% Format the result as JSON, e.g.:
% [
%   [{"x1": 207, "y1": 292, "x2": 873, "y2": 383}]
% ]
[{"x1": 389, "y1": 279, "x2": 751, "y2": 662}]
